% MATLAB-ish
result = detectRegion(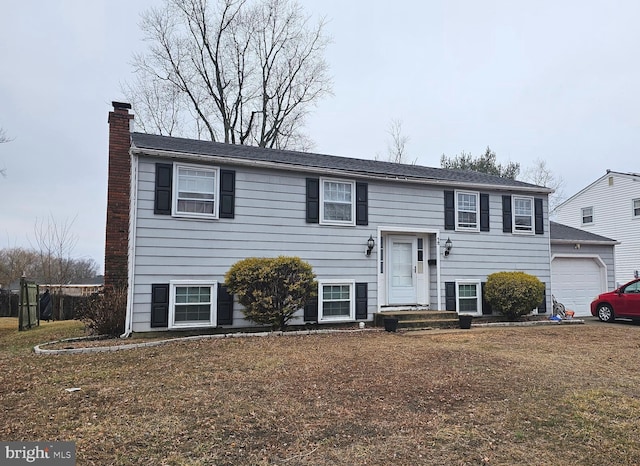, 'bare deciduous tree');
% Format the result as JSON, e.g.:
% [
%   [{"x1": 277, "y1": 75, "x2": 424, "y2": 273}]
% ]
[
  {"x1": 376, "y1": 119, "x2": 415, "y2": 164},
  {"x1": 521, "y1": 158, "x2": 566, "y2": 213},
  {"x1": 124, "y1": 0, "x2": 332, "y2": 150},
  {"x1": 0, "y1": 127, "x2": 9, "y2": 144},
  {"x1": 32, "y1": 215, "x2": 80, "y2": 287},
  {"x1": 0, "y1": 126, "x2": 10, "y2": 177}
]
